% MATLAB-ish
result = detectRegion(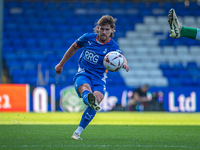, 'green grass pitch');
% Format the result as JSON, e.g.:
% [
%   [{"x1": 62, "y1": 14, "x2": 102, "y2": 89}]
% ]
[{"x1": 0, "y1": 112, "x2": 200, "y2": 150}]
